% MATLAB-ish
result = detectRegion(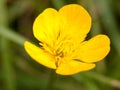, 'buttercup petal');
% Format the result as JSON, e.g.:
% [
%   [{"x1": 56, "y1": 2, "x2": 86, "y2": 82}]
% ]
[
  {"x1": 33, "y1": 8, "x2": 60, "y2": 47},
  {"x1": 24, "y1": 41, "x2": 56, "y2": 69},
  {"x1": 76, "y1": 35, "x2": 110, "y2": 63},
  {"x1": 56, "y1": 60, "x2": 95, "y2": 75},
  {"x1": 59, "y1": 4, "x2": 91, "y2": 42}
]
